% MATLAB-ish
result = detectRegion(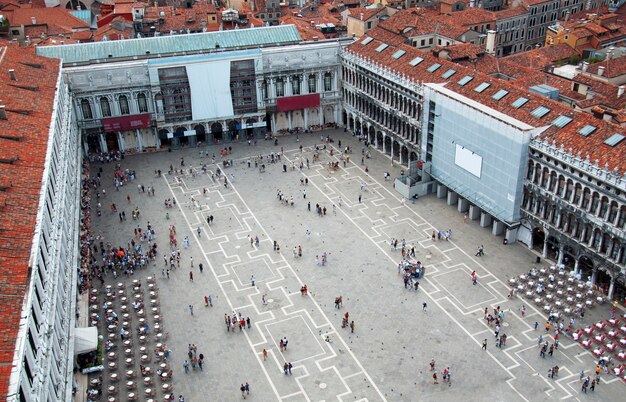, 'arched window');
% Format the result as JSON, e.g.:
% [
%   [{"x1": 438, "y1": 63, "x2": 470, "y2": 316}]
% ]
[
  {"x1": 80, "y1": 99, "x2": 92, "y2": 119},
  {"x1": 118, "y1": 95, "x2": 130, "y2": 115},
  {"x1": 137, "y1": 93, "x2": 148, "y2": 113},
  {"x1": 276, "y1": 78, "x2": 284, "y2": 97},
  {"x1": 324, "y1": 72, "x2": 332, "y2": 91},
  {"x1": 100, "y1": 97, "x2": 111, "y2": 117},
  {"x1": 308, "y1": 74, "x2": 316, "y2": 93},
  {"x1": 292, "y1": 75, "x2": 300, "y2": 95}
]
